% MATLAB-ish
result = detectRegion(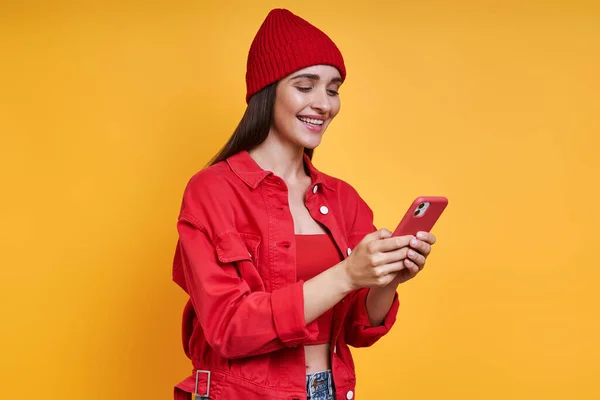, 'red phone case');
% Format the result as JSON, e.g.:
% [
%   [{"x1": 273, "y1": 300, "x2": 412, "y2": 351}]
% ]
[{"x1": 392, "y1": 196, "x2": 448, "y2": 237}]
